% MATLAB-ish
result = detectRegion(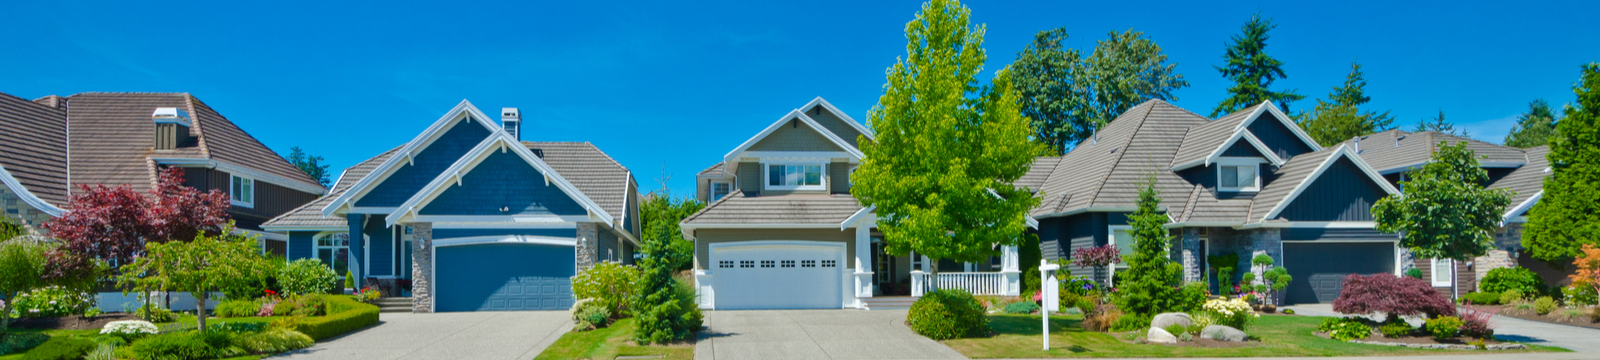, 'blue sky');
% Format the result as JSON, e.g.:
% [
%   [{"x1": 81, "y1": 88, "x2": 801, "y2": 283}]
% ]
[{"x1": 3, "y1": 1, "x2": 1596, "y2": 196}]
